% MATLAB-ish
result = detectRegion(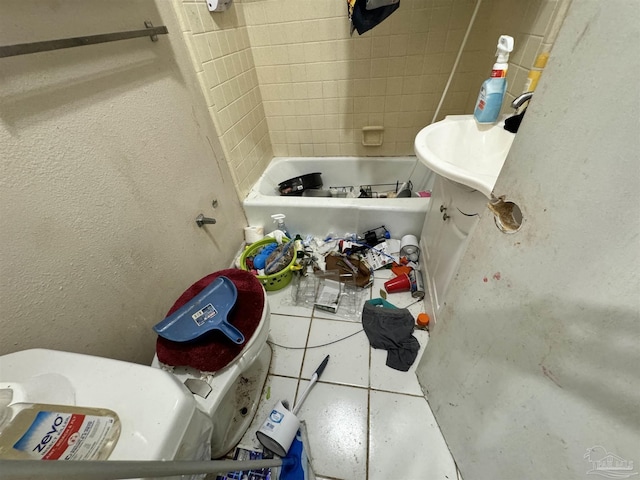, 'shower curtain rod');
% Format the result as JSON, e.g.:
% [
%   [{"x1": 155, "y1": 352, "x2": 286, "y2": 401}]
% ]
[{"x1": 0, "y1": 458, "x2": 286, "y2": 479}]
